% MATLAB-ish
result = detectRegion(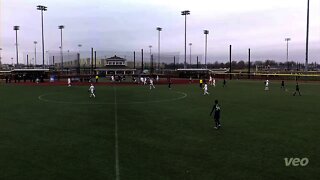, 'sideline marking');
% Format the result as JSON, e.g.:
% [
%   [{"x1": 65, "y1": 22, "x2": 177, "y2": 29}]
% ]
[
  {"x1": 38, "y1": 91, "x2": 187, "y2": 105},
  {"x1": 114, "y1": 87, "x2": 120, "y2": 180}
]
